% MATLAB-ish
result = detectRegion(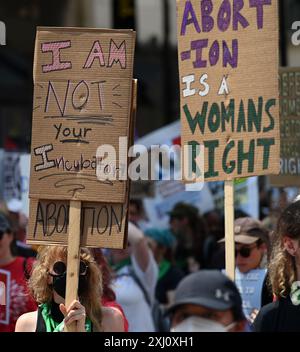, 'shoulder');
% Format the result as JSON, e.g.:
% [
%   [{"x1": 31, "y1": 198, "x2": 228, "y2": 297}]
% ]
[
  {"x1": 12, "y1": 257, "x2": 29, "y2": 270},
  {"x1": 253, "y1": 300, "x2": 280, "y2": 332},
  {"x1": 15, "y1": 310, "x2": 38, "y2": 332},
  {"x1": 8, "y1": 257, "x2": 22, "y2": 267},
  {"x1": 260, "y1": 299, "x2": 280, "y2": 315},
  {"x1": 102, "y1": 306, "x2": 126, "y2": 332}
]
